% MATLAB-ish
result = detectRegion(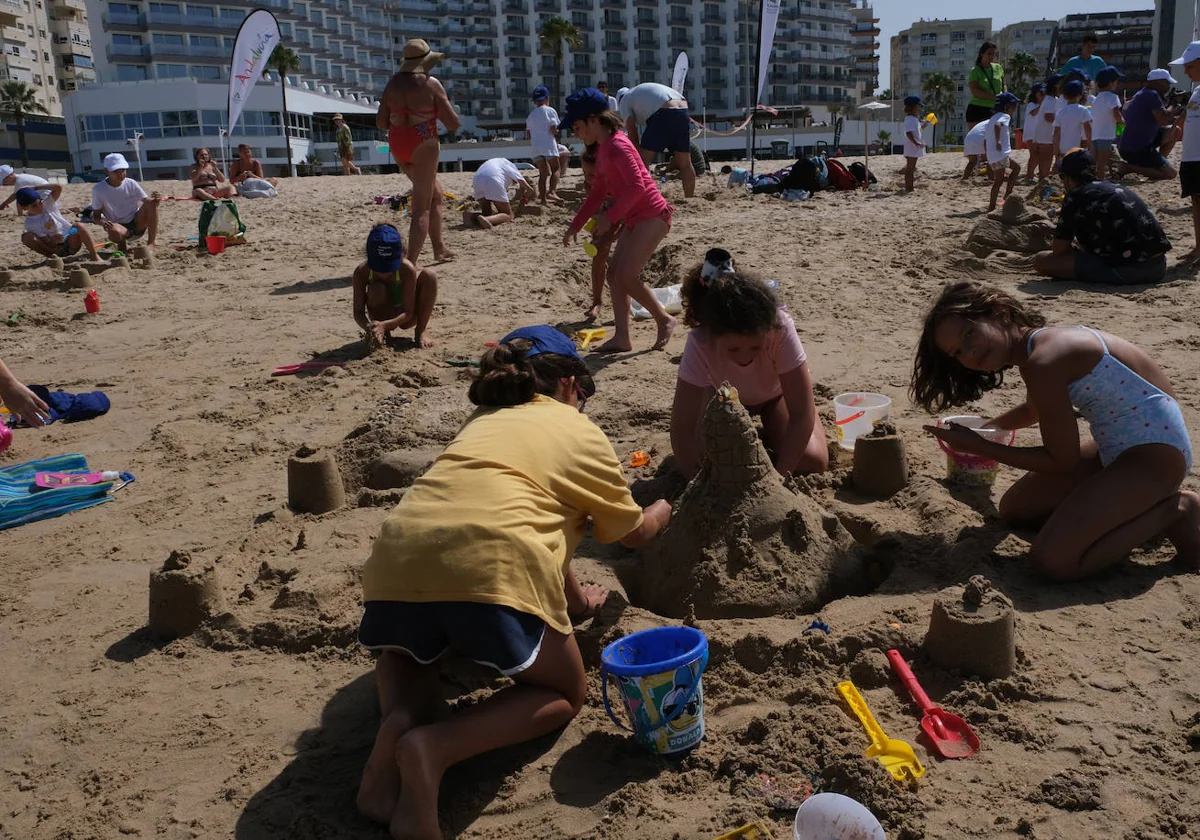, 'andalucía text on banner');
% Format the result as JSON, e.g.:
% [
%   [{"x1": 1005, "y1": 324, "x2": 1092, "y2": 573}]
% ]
[
  {"x1": 228, "y1": 9, "x2": 282, "y2": 135},
  {"x1": 755, "y1": 0, "x2": 782, "y2": 105}
]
